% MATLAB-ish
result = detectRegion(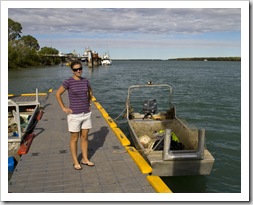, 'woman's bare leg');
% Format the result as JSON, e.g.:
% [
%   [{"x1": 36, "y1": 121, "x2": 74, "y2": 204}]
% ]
[
  {"x1": 70, "y1": 132, "x2": 81, "y2": 168},
  {"x1": 80, "y1": 129, "x2": 89, "y2": 162}
]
